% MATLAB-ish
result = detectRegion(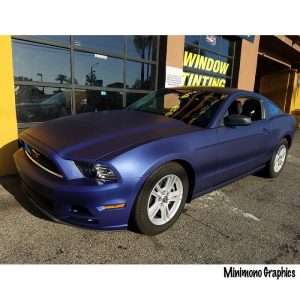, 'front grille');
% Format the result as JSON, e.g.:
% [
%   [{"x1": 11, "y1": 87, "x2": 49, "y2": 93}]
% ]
[
  {"x1": 23, "y1": 183, "x2": 54, "y2": 212},
  {"x1": 21, "y1": 140, "x2": 63, "y2": 178}
]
